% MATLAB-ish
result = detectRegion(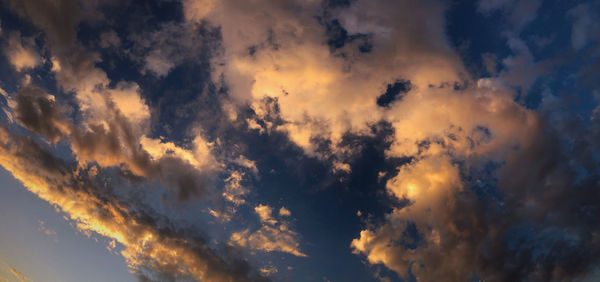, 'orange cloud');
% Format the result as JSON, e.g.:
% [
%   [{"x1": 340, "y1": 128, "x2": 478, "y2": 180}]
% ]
[
  {"x1": 0, "y1": 128, "x2": 265, "y2": 281},
  {"x1": 230, "y1": 205, "x2": 306, "y2": 257}
]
